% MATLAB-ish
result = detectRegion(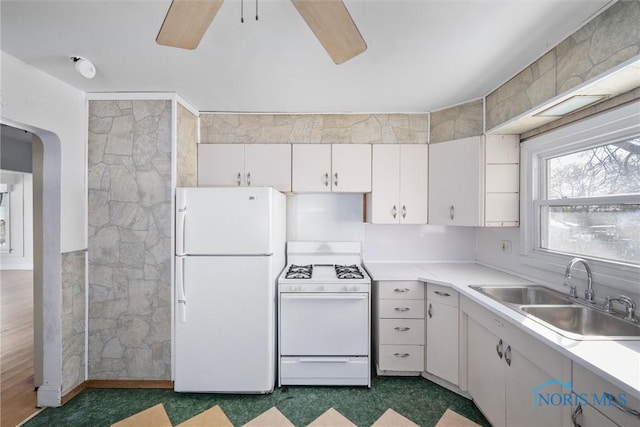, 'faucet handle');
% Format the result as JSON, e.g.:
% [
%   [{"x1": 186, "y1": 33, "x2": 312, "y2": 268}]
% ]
[
  {"x1": 563, "y1": 281, "x2": 578, "y2": 298},
  {"x1": 603, "y1": 296, "x2": 614, "y2": 312}
]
